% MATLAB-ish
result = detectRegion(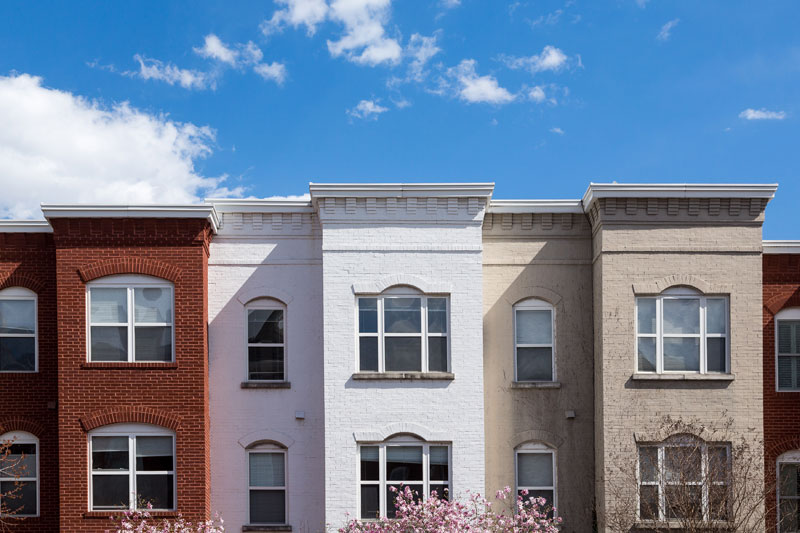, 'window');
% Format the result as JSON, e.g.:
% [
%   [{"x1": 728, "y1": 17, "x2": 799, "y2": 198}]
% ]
[
  {"x1": 638, "y1": 437, "x2": 730, "y2": 523},
  {"x1": 87, "y1": 275, "x2": 173, "y2": 363},
  {"x1": 0, "y1": 288, "x2": 37, "y2": 372},
  {"x1": 246, "y1": 301, "x2": 285, "y2": 381},
  {"x1": 514, "y1": 299, "x2": 555, "y2": 381},
  {"x1": 778, "y1": 451, "x2": 800, "y2": 532},
  {"x1": 357, "y1": 289, "x2": 449, "y2": 373},
  {"x1": 515, "y1": 443, "x2": 556, "y2": 515},
  {"x1": 636, "y1": 288, "x2": 728, "y2": 374},
  {"x1": 0, "y1": 432, "x2": 38, "y2": 517},
  {"x1": 358, "y1": 437, "x2": 450, "y2": 519},
  {"x1": 776, "y1": 309, "x2": 800, "y2": 391},
  {"x1": 248, "y1": 445, "x2": 287, "y2": 525},
  {"x1": 89, "y1": 424, "x2": 175, "y2": 511}
]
